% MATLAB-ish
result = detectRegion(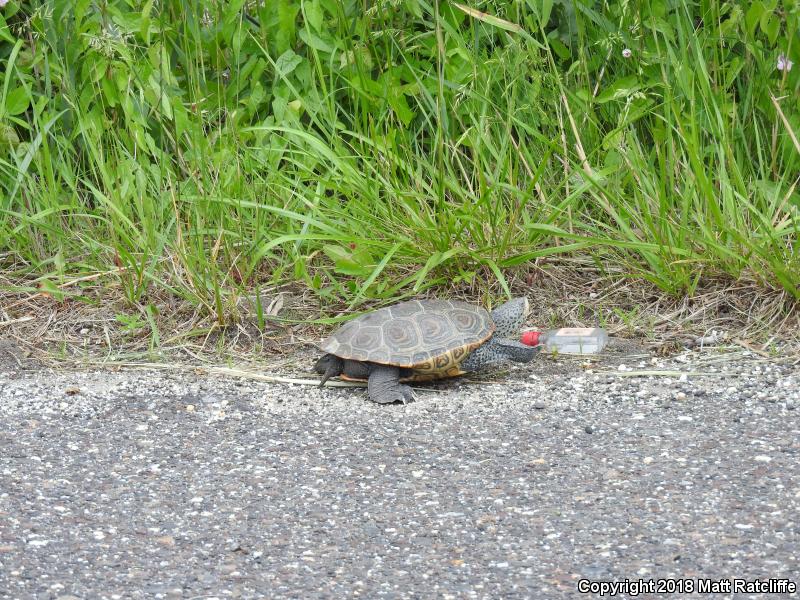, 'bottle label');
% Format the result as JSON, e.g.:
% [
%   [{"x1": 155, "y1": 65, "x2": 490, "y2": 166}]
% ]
[{"x1": 555, "y1": 328, "x2": 596, "y2": 336}]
